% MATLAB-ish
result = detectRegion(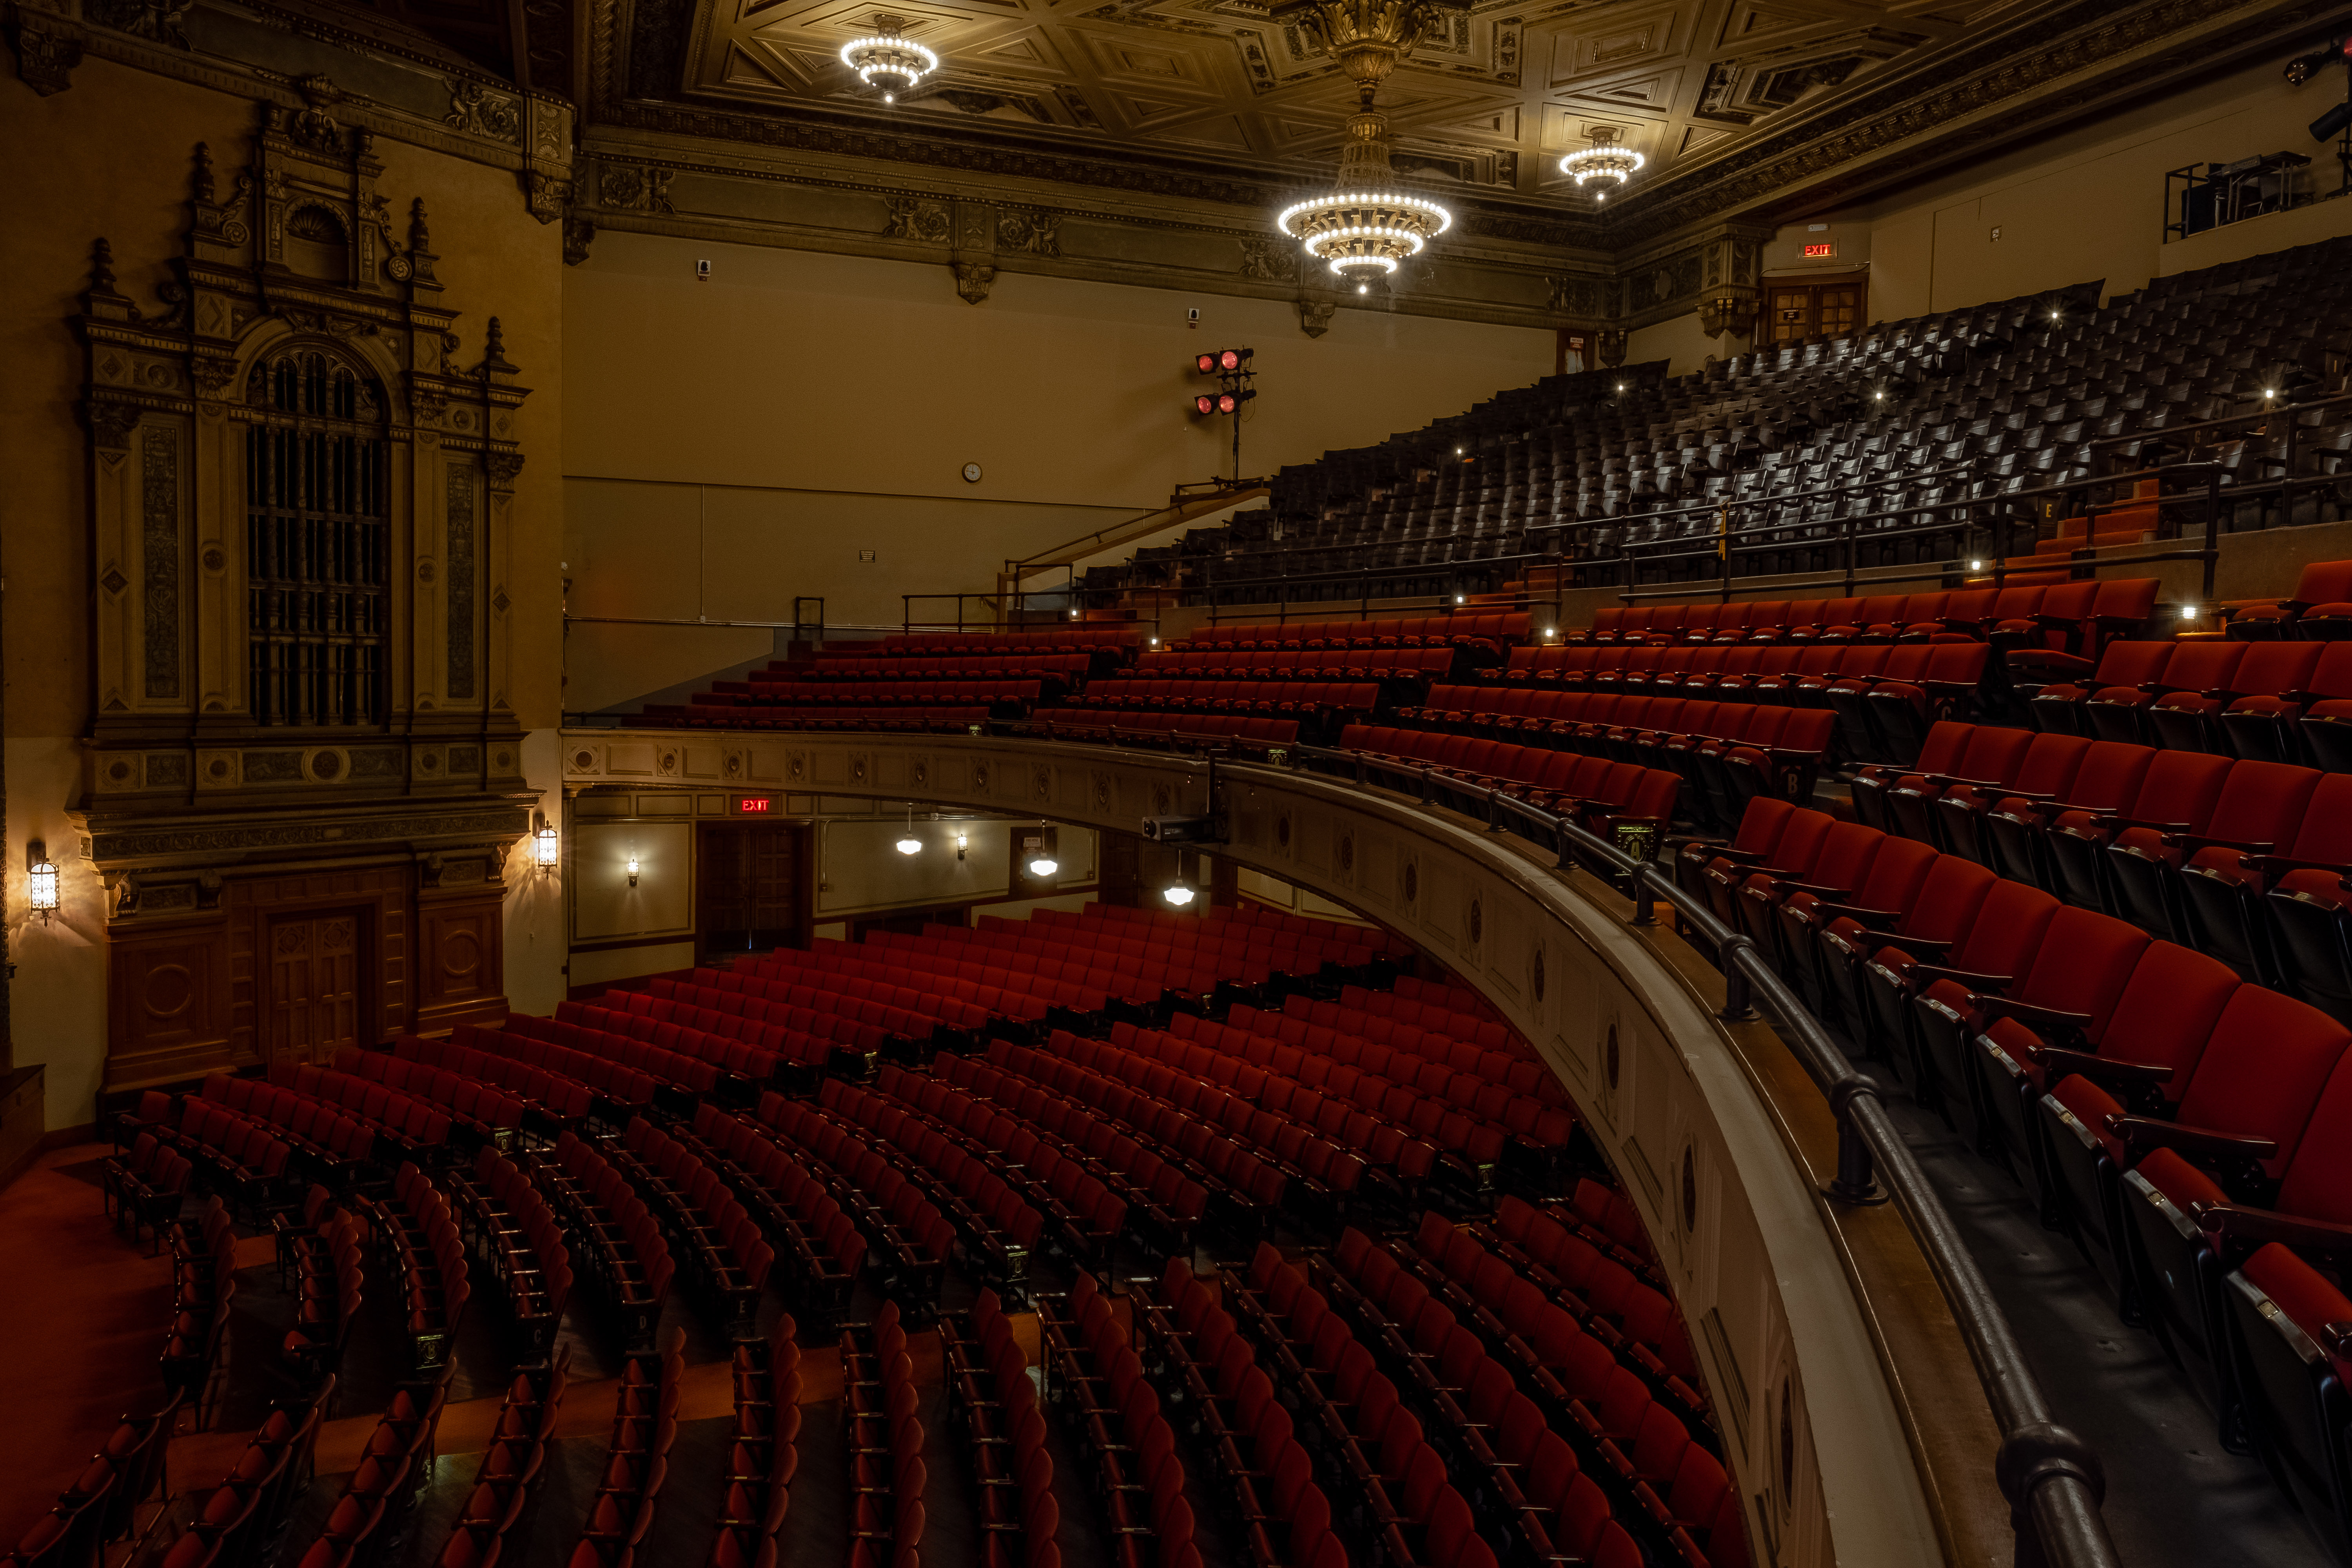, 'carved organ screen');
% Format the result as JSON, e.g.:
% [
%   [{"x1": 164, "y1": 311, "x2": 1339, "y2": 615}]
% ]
[{"x1": 243, "y1": 350, "x2": 391, "y2": 726}]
